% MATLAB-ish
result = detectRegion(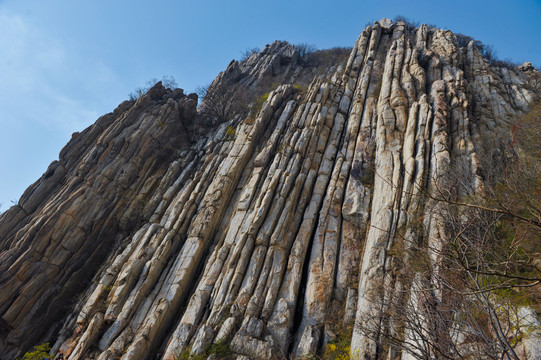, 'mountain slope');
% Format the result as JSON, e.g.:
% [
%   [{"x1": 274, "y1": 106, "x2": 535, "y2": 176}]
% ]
[{"x1": 0, "y1": 19, "x2": 539, "y2": 360}]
